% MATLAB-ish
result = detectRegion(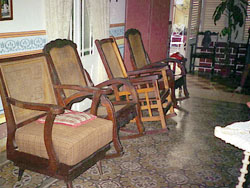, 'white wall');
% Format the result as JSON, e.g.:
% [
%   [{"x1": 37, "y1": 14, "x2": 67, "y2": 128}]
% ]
[
  {"x1": 0, "y1": 0, "x2": 46, "y2": 33},
  {"x1": 0, "y1": 0, "x2": 46, "y2": 114},
  {"x1": 110, "y1": 0, "x2": 126, "y2": 24}
]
